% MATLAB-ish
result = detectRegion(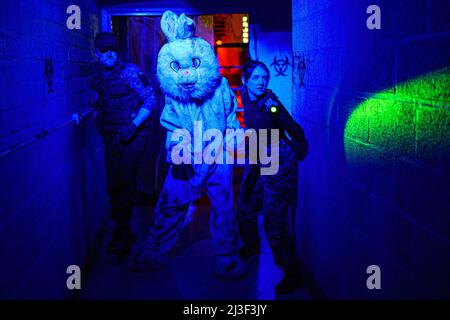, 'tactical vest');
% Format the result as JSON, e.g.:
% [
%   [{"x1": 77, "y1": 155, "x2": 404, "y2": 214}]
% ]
[
  {"x1": 92, "y1": 61, "x2": 140, "y2": 131},
  {"x1": 244, "y1": 88, "x2": 303, "y2": 151},
  {"x1": 243, "y1": 89, "x2": 278, "y2": 145}
]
